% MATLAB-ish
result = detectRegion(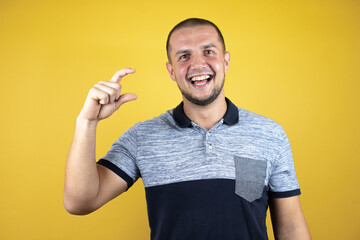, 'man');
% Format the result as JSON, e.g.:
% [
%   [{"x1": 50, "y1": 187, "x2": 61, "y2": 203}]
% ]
[{"x1": 64, "y1": 18, "x2": 311, "y2": 239}]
